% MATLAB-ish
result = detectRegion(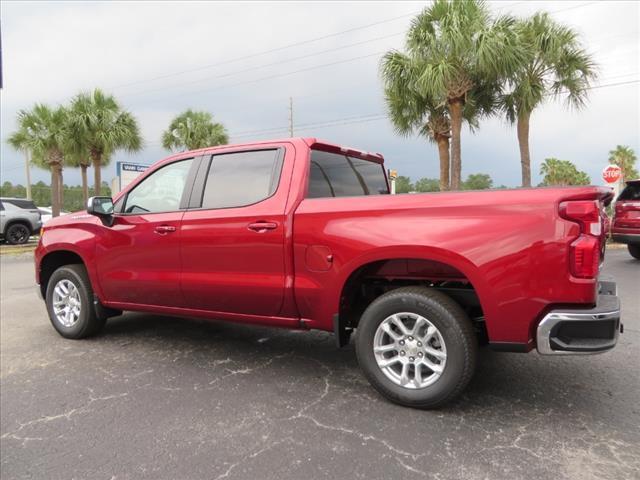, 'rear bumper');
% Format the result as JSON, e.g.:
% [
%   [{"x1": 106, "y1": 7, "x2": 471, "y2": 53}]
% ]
[
  {"x1": 536, "y1": 280, "x2": 621, "y2": 355},
  {"x1": 612, "y1": 233, "x2": 640, "y2": 245}
]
